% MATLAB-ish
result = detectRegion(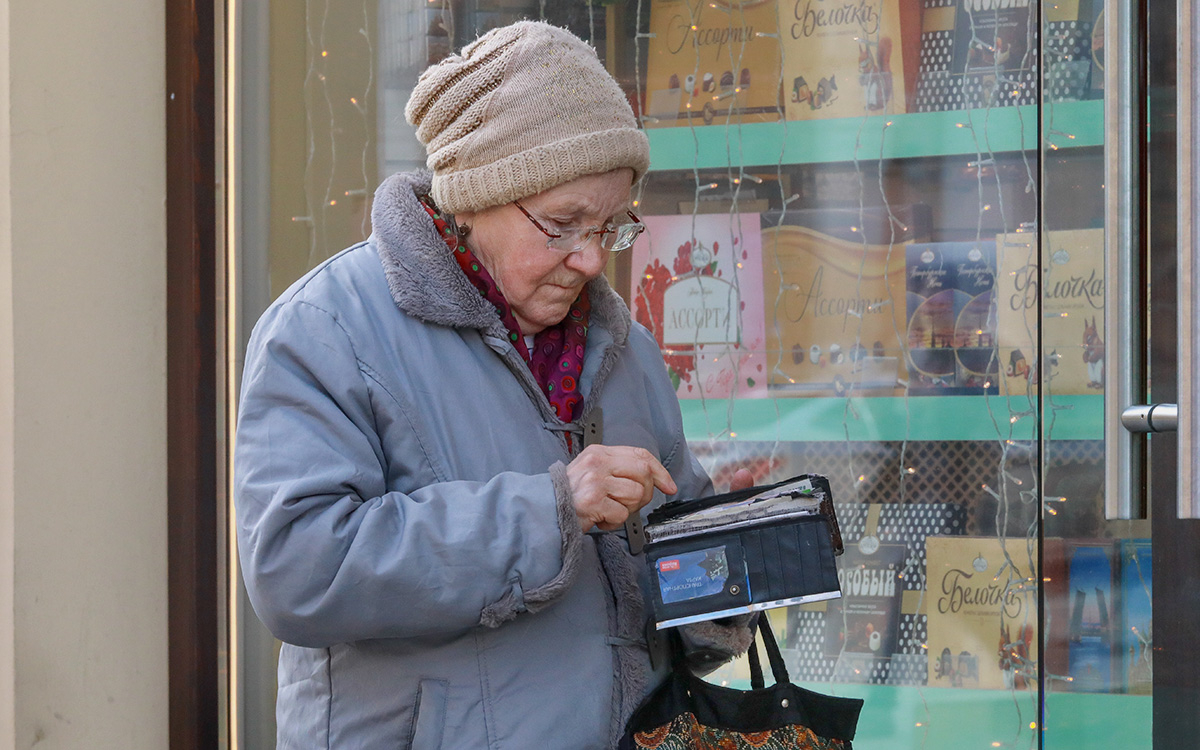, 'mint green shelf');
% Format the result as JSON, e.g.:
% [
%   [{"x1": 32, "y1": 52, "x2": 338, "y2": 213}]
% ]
[
  {"x1": 680, "y1": 394, "x2": 1102, "y2": 443},
  {"x1": 646, "y1": 100, "x2": 1102, "y2": 172},
  {"x1": 706, "y1": 682, "x2": 1149, "y2": 750}
]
